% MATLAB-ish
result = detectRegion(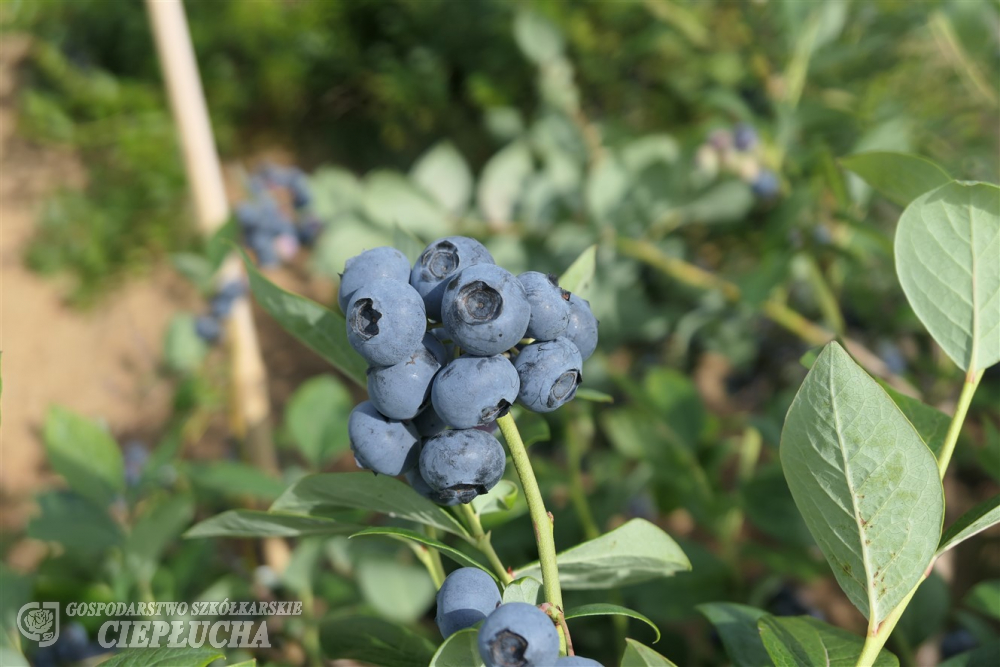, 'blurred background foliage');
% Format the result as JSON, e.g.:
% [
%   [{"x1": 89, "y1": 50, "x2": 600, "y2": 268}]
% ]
[{"x1": 3, "y1": 0, "x2": 999, "y2": 665}]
